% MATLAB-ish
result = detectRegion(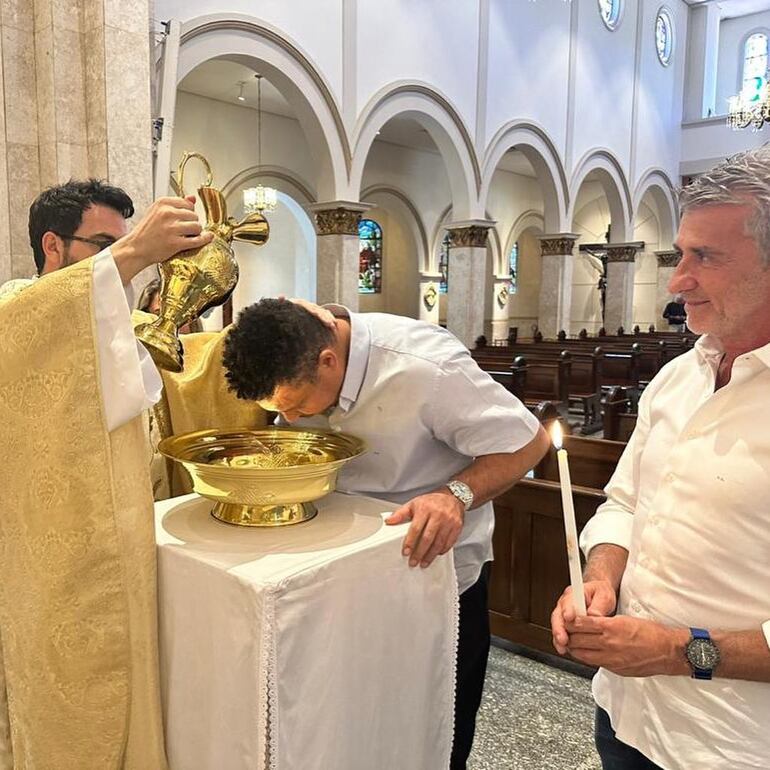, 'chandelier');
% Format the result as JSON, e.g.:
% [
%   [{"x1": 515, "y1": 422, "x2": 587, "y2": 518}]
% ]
[
  {"x1": 243, "y1": 74, "x2": 277, "y2": 213},
  {"x1": 727, "y1": 84, "x2": 770, "y2": 130}
]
